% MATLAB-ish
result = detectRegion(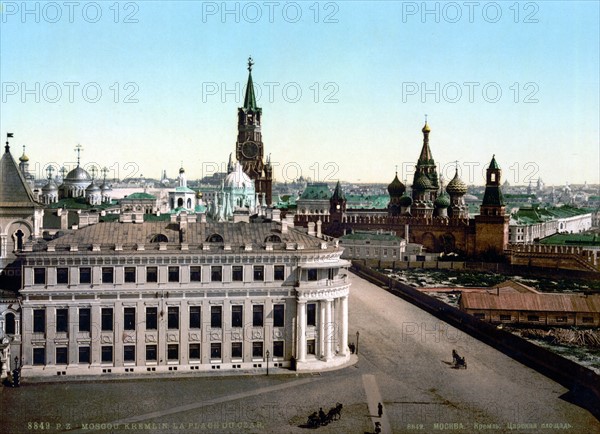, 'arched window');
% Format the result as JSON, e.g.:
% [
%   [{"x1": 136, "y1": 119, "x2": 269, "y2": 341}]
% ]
[
  {"x1": 5, "y1": 312, "x2": 16, "y2": 335},
  {"x1": 150, "y1": 234, "x2": 168, "y2": 243},
  {"x1": 265, "y1": 235, "x2": 282, "y2": 243},
  {"x1": 177, "y1": 198, "x2": 184, "y2": 207},
  {"x1": 187, "y1": 198, "x2": 192, "y2": 209},
  {"x1": 15, "y1": 230, "x2": 24, "y2": 250},
  {"x1": 206, "y1": 234, "x2": 224, "y2": 243}
]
